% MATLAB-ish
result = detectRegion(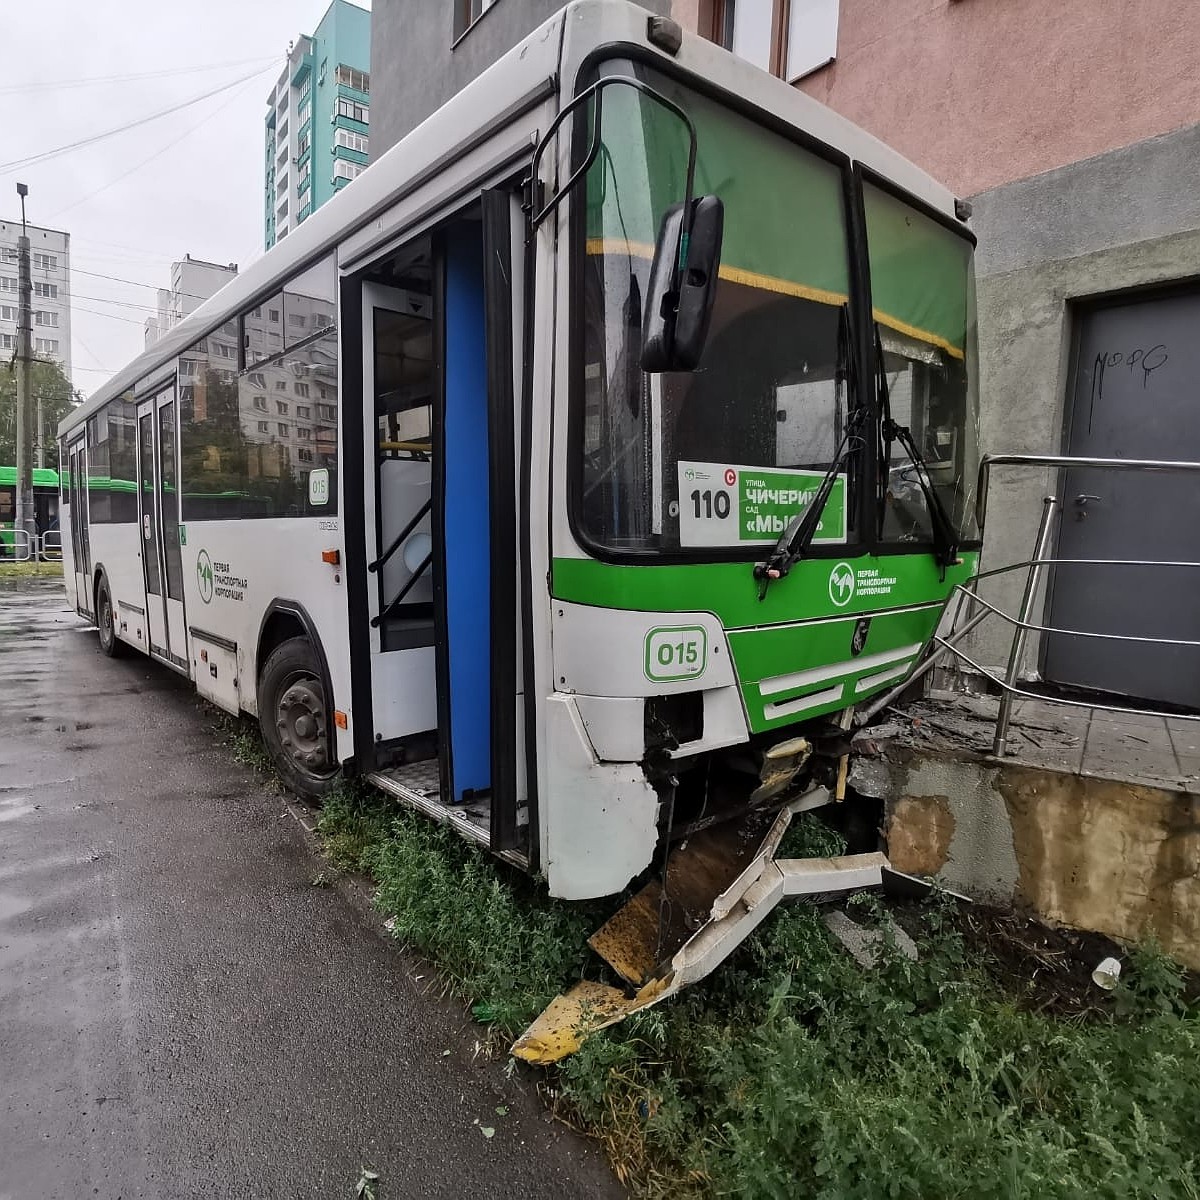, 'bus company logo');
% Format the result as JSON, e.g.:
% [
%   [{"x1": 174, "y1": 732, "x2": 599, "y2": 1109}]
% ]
[
  {"x1": 197, "y1": 550, "x2": 214, "y2": 604},
  {"x1": 828, "y1": 562, "x2": 856, "y2": 608},
  {"x1": 723, "y1": 467, "x2": 737, "y2": 487}
]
